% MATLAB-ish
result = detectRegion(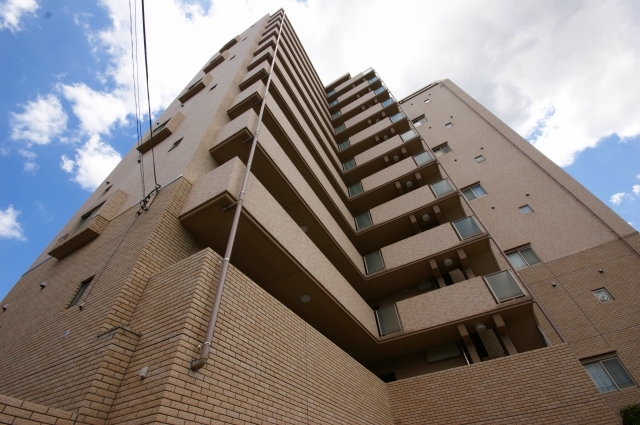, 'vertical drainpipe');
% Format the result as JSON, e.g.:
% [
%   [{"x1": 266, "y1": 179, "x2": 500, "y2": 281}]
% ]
[{"x1": 191, "y1": 10, "x2": 287, "y2": 372}]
